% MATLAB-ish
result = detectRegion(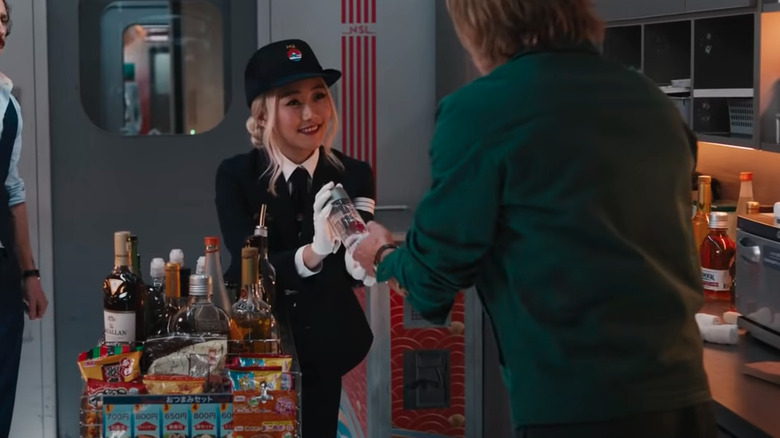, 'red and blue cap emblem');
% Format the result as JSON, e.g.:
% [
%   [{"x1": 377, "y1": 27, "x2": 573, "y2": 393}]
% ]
[{"x1": 287, "y1": 48, "x2": 302, "y2": 62}]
